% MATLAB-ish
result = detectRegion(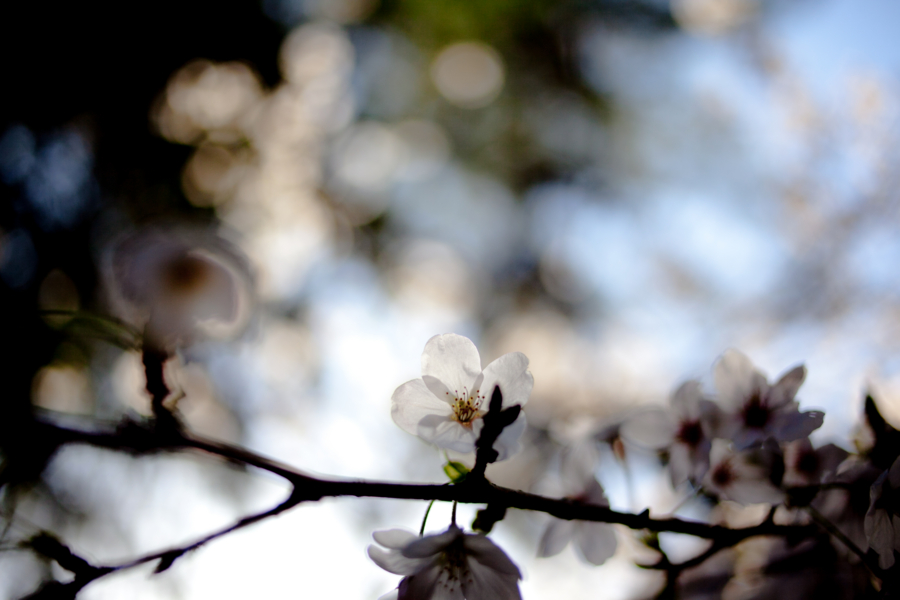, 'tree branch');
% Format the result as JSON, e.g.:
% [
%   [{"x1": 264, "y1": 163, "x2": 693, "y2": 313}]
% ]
[
  {"x1": 40, "y1": 416, "x2": 817, "y2": 543},
  {"x1": 15, "y1": 412, "x2": 825, "y2": 598}
]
